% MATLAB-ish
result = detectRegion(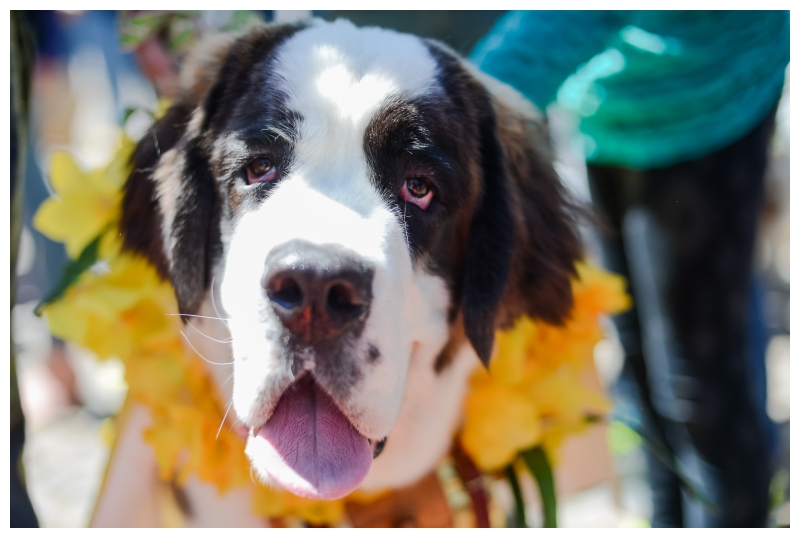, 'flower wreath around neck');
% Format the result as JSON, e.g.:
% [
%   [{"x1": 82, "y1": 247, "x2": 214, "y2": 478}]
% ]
[{"x1": 35, "y1": 118, "x2": 631, "y2": 527}]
